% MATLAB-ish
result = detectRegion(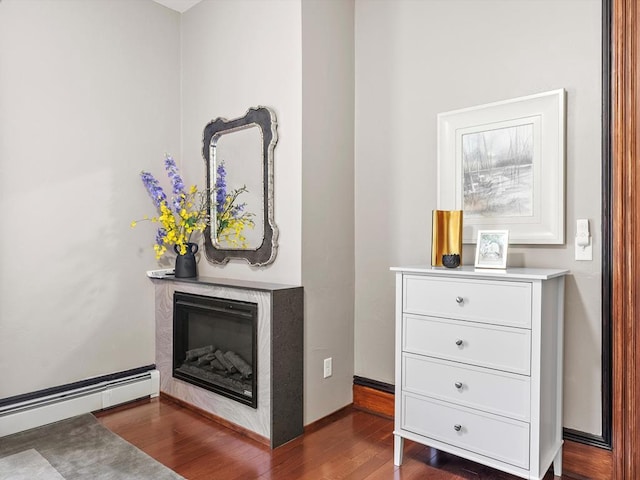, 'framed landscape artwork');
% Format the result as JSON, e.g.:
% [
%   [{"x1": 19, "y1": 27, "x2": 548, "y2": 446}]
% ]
[{"x1": 437, "y1": 89, "x2": 566, "y2": 244}]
